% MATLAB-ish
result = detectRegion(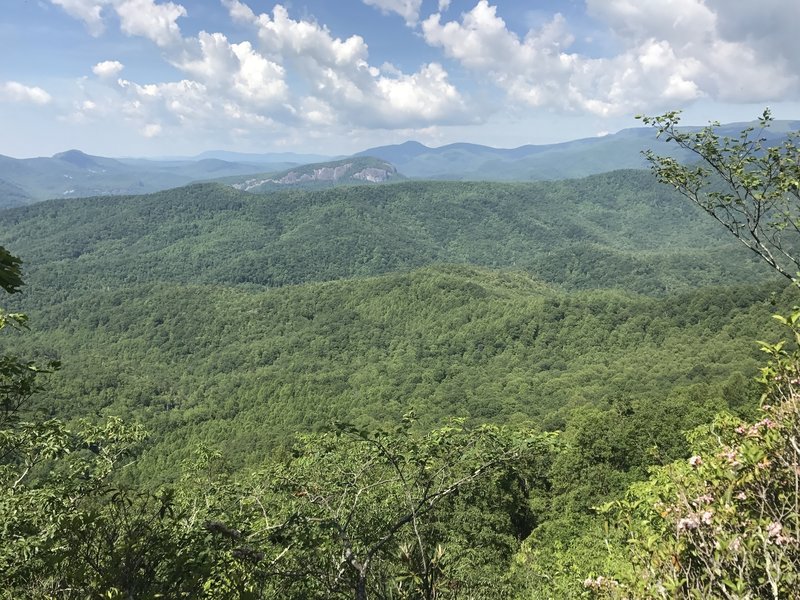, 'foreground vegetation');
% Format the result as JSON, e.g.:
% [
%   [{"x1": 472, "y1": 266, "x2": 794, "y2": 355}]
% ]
[{"x1": 2, "y1": 113, "x2": 800, "y2": 597}]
